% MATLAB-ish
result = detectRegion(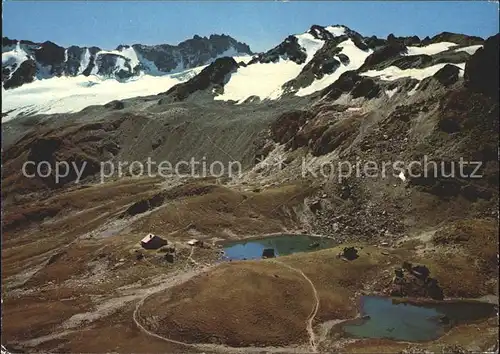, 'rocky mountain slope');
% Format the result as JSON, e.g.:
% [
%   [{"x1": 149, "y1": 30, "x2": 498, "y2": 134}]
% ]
[
  {"x1": 2, "y1": 31, "x2": 498, "y2": 227},
  {"x1": 1, "y1": 34, "x2": 252, "y2": 89}
]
